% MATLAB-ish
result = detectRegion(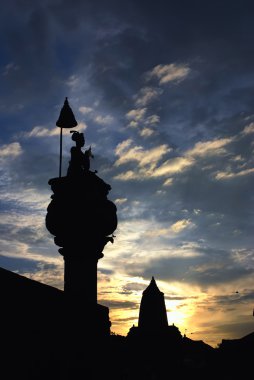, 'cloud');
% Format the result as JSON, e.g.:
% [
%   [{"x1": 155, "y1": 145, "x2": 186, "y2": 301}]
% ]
[
  {"x1": 230, "y1": 155, "x2": 244, "y2": 162},
  {"x1": 2, "y1": 62, "x2": 19, "y2": 76},
  {"x1": 144, "y1": 114, "x2": 160, "y2": 125},
  {"x1": 143, "y1": 219, "x2": 195, "y2": 238},
  {"x1": 134, "y1": 86, "x2": 163, "y2": 106},
  {"x1": 114, "y1": 140, "x2": 197, "y2": 181},
  {"x1": 78, "y1": 104, "x2": 115, "y2": 127},
  {"x1": 66, "y1": 74, "x2": 80, "y2": 91},
  {"x1": 114, "y1": 135, "x2": 237, "y2": 183},
  {"x1": 24, "y1": 126, "x2": 60, "y2": 137},
  {"x1": 94, "y1": 114, "x2": 114, "y2": 125},
  {"x1": 125, "y1": 107, "x2": 160, "y2": 132},
  {"x1": 0, "y1": 210, "x2": 52, "y2": 250},
  {"x1": 186, "y1": 137, "x2": 234, "y2": 157},
  {"x1": 170, "y1": 219, "x2": 195, "y2": 233},
  {"x1": 79, "y1": 106, "x2": 93, "y2": 114},
  {"x1": 128, "y1": 120, "x2": 139, "y2": 128},
  {"x1": 122, "y1": 282, "x2": 146, "y2": 292},
  {"x1": 76, "y1": 122, "x2": 88, "y2": 131},
  {"x1": 0, "y1": 142, "x2": 22, "y2": 159},
  {"x1": 20, "y1": 122, "x2": 87, "y2": 139},
  {"x1": 114, "y1": 139, "x2": 170, "y2": 169},
  {"x1": 126, "y1": 108, "x2": 147, "y2": 122},
  {"x1": 242, "y1": 122, "x2": 254, "y2": 135},
  {"x1": 114, "y1": 198, "x2": 128, "y2": 205},
  {"x1": 124, "y1": 245, "x2": 254, "y2": 287},
  {"x1": 163, "y1": 178, "x2": 174, "y2": 186},
  {"x1": 152, "y1": 156, "x2": 194, "y2": 177},
  {"x1": 114, "y1": 170, "x2": 137, "y2": 181},
  {"x1": 99, "y1": 299, "x2": 137, "y2": 309},
  {"x1": 215, "y1": 167, "x2": 254, "y2": 180},
  {"x1": 115, "y1": 139, "x2": 133, "y2": 155},
  {"x1": 147, "y1": 63, "x2": 190, "y2": 85},
  {"x1": 140, "y1": 127, "x2": 155, "y2": 137},
  {"x1": 0, "y1": 242, "x2": 64, "y2": 289}
]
